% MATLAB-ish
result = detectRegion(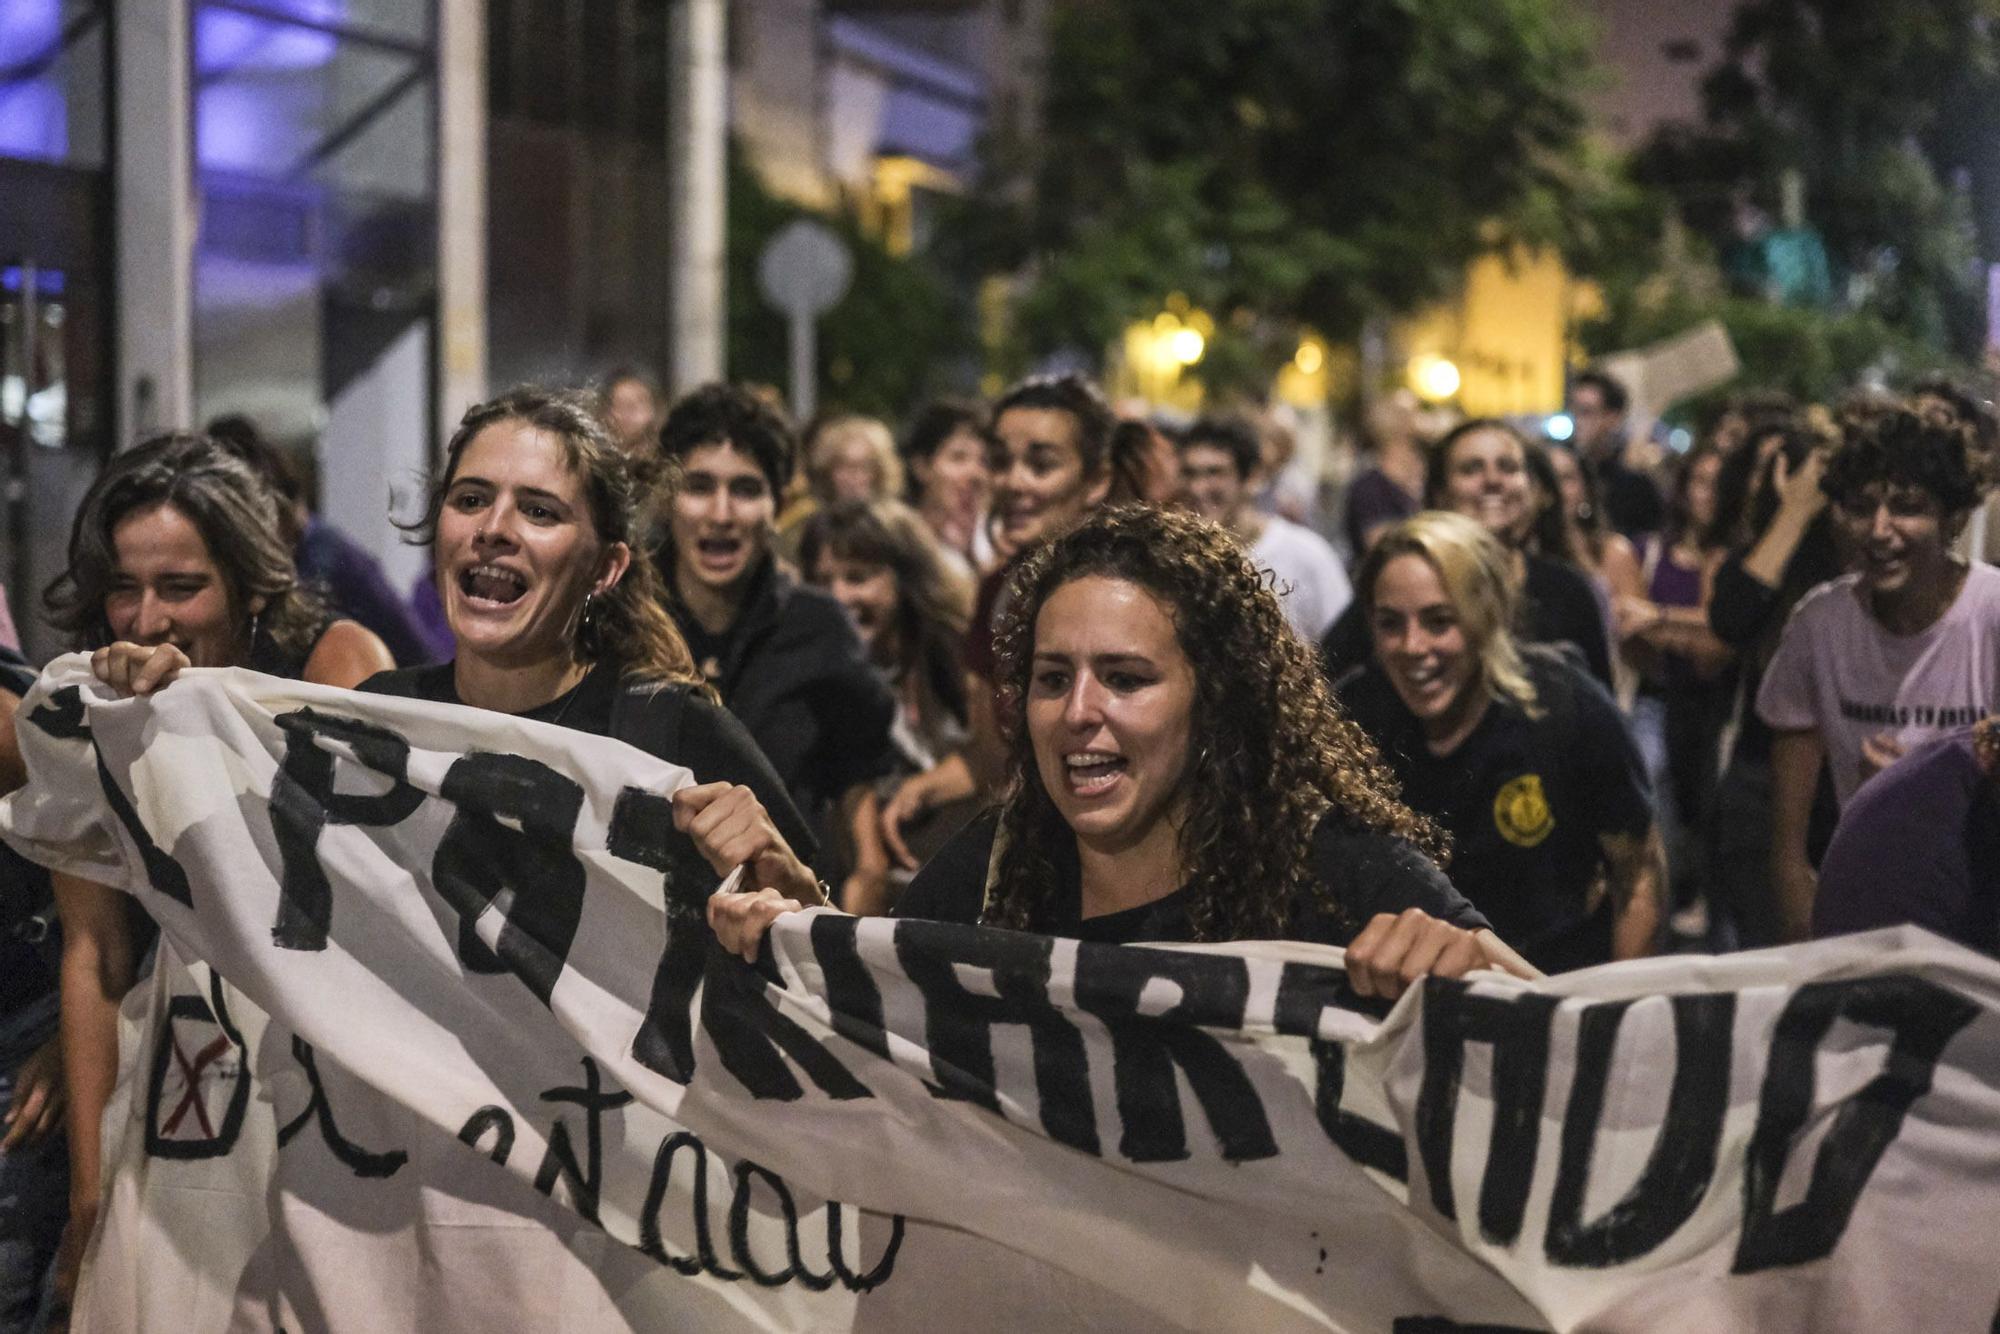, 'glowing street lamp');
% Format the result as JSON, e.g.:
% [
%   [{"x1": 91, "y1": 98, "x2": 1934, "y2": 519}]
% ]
[
  {"x1": 1409, "y1": 354, "x2": 1461, "y2": 403},
  {"x1": 1168, "y1": 326, "x2": 1206, "y2": 366}
]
